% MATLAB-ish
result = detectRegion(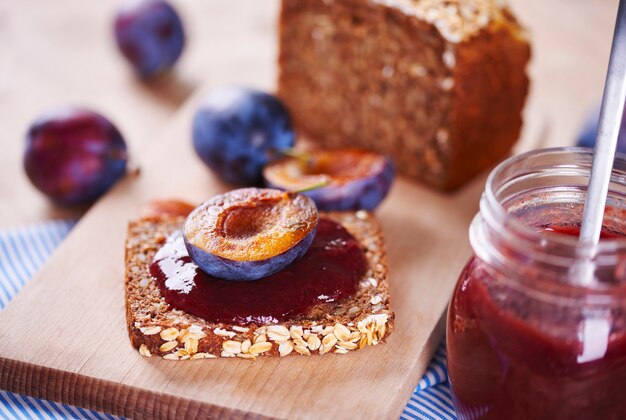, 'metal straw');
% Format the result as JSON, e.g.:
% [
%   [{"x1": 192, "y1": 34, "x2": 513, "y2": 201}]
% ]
[{"x1": 578, "y1": 0, "x2": 626, "y2": 286}]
